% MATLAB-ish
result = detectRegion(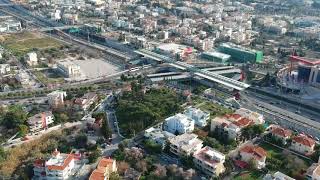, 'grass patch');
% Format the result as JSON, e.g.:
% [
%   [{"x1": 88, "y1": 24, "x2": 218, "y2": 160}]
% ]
[
  {"x1": 0, "y1": 32, "x2": 63, "y2": 56},
  {"x1": 259, "y1": 141, "x2": 311, "y2": 178},
  {"x1": 234, "y1": 170, "x2": 264, "y2": 180},
  {"x1": 33, "y1": 70, "x2": 65, "y2": 85},
  {"x1": 197, "y1": 100, "x2": 234, "y2": 117}
]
